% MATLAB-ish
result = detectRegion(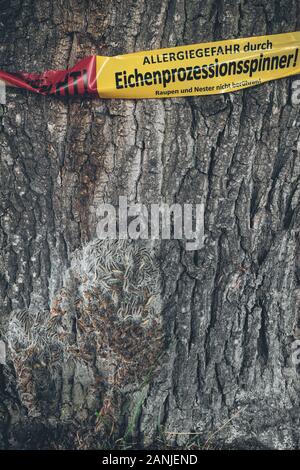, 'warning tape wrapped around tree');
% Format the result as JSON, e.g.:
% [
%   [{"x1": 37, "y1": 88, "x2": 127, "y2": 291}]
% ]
[{"x1": 0, "y1": 32, "x2": 299, "y2": 99}]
